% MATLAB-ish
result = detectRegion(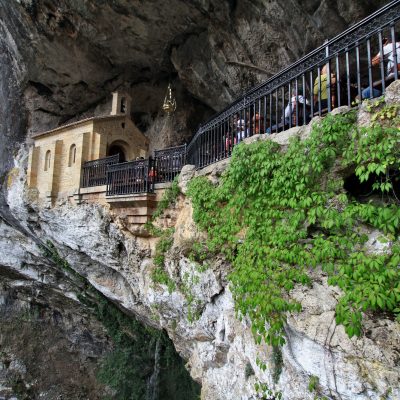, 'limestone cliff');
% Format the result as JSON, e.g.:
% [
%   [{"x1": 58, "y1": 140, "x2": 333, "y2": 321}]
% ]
[
  {"x1": 1, "y1": 83, "x2": 399, "y2": 399},
  {"x1": 0, "y1": 1, "x2": 398, "y2": 399}
]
